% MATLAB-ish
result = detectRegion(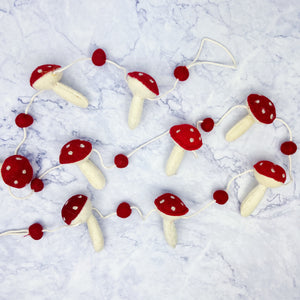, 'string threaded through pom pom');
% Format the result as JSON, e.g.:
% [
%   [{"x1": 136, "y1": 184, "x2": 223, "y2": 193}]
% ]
[
  {"x1": 213, "y1": 190, "x2": 229, "y2": 205},
  {"x1": 15, "y1": 113, "x2": 34, "y2": 128},
  {"x1": 28, "y1": 223, "x2": 43, "y2": 240},
  {"x1": 31, "y1": 178, "x2": 44, "y2": 192},
  {"x1": 117, "y1": 202, "x2": 132, "y2": 218},
  {"x1": 92, "y1": 49, "x2": 106, "y2": 66},
  {"x1": 174, "y1": 66, "x2": 189, "y2": 81},
  {"x1": 114, "y1": 154, "x2": 129, "y2": 168},
  {"x1": 281, "y1": 141, "x2": 297, "y2": 155},
  {"x1": 201, "y1": 118, "x2": 214, "y2": 132}
]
